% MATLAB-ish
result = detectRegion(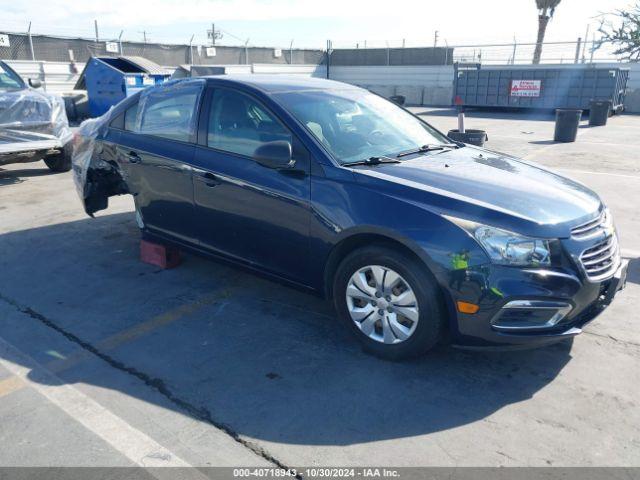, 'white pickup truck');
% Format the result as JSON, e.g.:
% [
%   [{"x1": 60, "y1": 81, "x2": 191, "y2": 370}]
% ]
[{"x1": 0, "y1": 61, "x2": 72, "y2": 172}]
